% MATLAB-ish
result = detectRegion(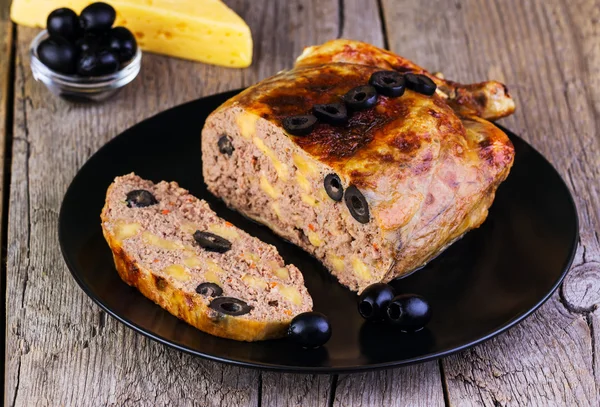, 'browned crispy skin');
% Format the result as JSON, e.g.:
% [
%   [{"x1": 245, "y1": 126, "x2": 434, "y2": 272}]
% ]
[
  {"x1": 295, "y1": 39, "x2": 515, "y2": 121},
  {"x1": 225, "y1": 41, "x2": 514, "y2": 280}
]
